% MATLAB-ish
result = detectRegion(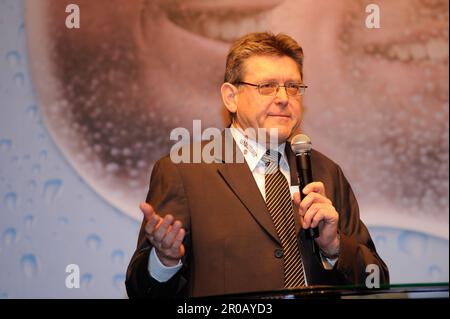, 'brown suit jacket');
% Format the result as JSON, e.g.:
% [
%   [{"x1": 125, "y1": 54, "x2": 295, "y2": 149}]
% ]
[{"x1": 126, "y1": 134, "x2": 389, "y2": 298}]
